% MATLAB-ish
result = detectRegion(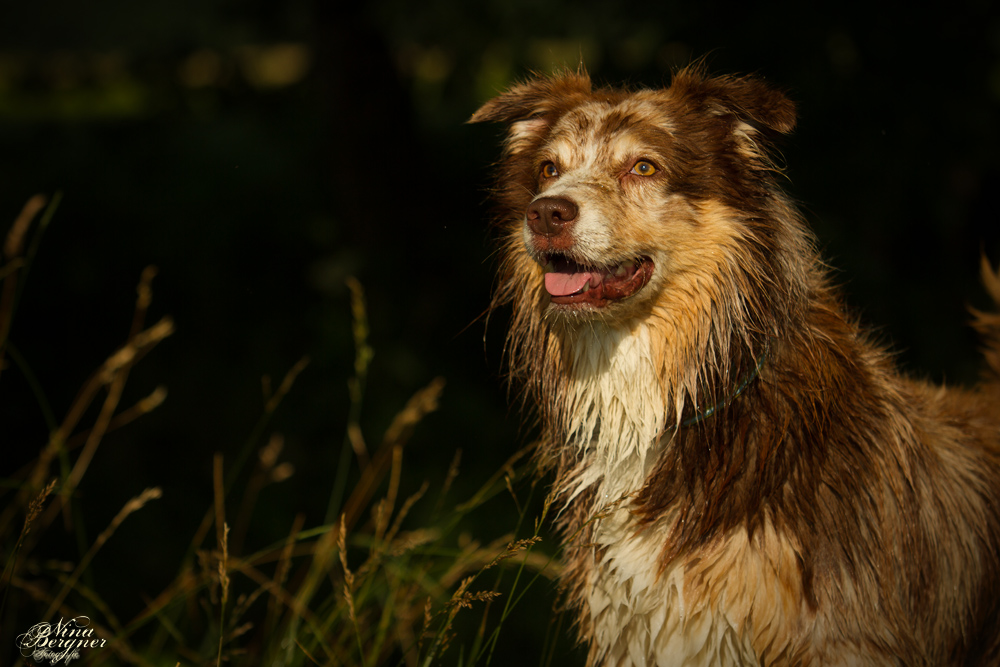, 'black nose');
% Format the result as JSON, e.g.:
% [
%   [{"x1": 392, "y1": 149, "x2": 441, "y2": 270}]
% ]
[{"x1": 525, "y1": 197, "x2": 578, "y2": 237}]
